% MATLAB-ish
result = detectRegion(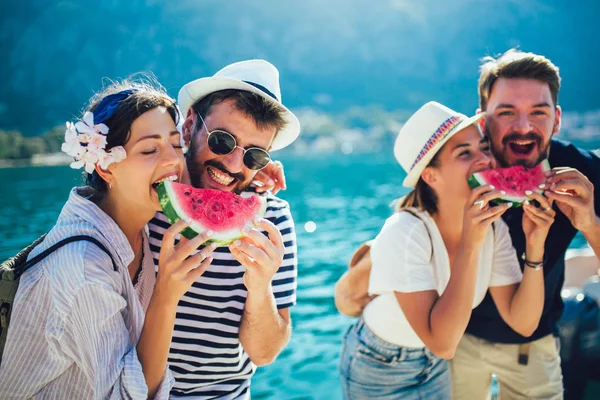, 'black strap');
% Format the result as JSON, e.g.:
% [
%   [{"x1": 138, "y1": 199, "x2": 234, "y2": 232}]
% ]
[{"x1": 15, "y1": 235, "x2": 117, "y2": 279}]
